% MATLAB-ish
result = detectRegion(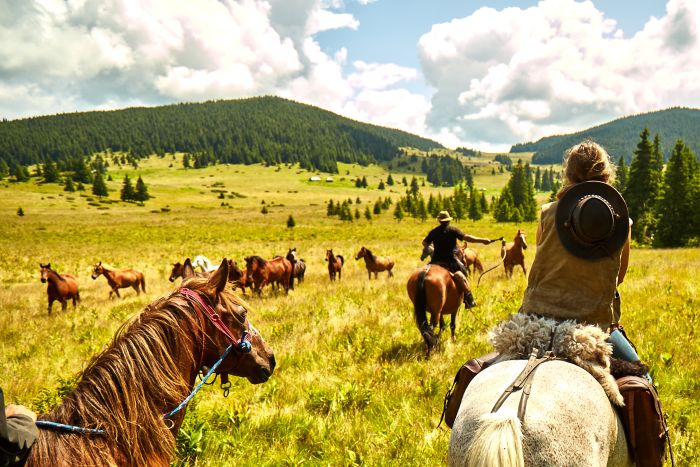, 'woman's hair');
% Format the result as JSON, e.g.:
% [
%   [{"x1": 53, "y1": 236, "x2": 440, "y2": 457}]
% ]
[{"x1": 557, "y1": 140, "x2": 616, "y2": 199}]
